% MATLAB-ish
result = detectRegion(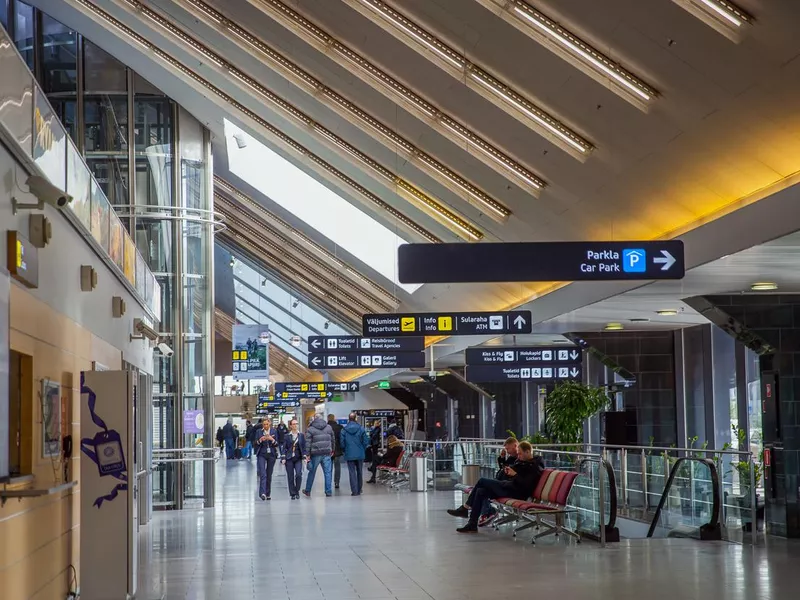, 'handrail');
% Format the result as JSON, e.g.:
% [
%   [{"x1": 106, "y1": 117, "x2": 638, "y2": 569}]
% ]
[
  {"x1": 646, "y1": 457, "x2": 721, "y2": 540},
  {"x1": 578, "y1": 457, "x2": 618, "y2": 532},
  {"x1": 456, "y1": 438, "x2": 752, "y2": 457}
]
